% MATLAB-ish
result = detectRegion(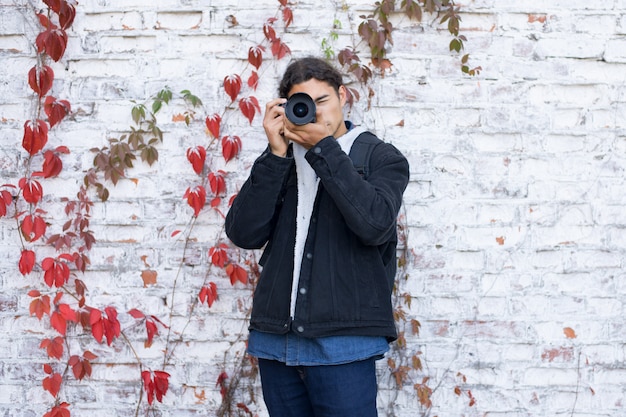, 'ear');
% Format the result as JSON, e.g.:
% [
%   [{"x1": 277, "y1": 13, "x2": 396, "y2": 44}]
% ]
[{"x1": 338, "y1": 85, "x2": 347, "y2": 107}]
